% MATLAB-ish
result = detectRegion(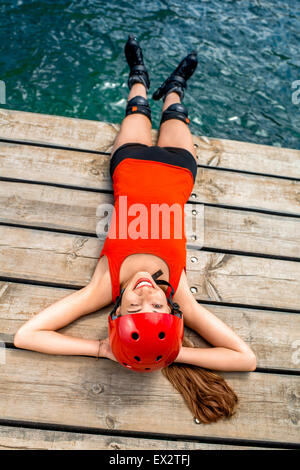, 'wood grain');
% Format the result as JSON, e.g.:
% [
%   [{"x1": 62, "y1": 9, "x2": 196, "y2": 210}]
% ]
[
  {"x1": 0, "y1": 141, "x2": 113, "y2": 191},
  {"x1": 0, "y1": 108, "x2": 120, "y2": 151},
  {"x1": 193, "y1": 167, "x2": 300, "y2": 216},
  {"x1": 1, "y1": 180, "x2": 300, "y2": 257},
  {"x1": 0, "y1": 282, "x2": 299, "y2": 371},
  {"x1": 0, "y1": 349, "x2": 299, "y2": 444},
  {"x1": 1, "y1": 108, "x2": 299, "y2": 178},
  {"x1": 1, "y1": 108, "x2": 299, "y2": 447},
  {"x1": 193, "y1": 134, "x2": 300, "y2": 178},
  {"x1": 1, "y1": 226, "x2": 300, "y2": 310},
  {"x1": 0, "y1": 425, "x2": 275, "y2": 450},
  {"x1": 1, "y1": 141, "x2": 300, "y2": 216}
]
